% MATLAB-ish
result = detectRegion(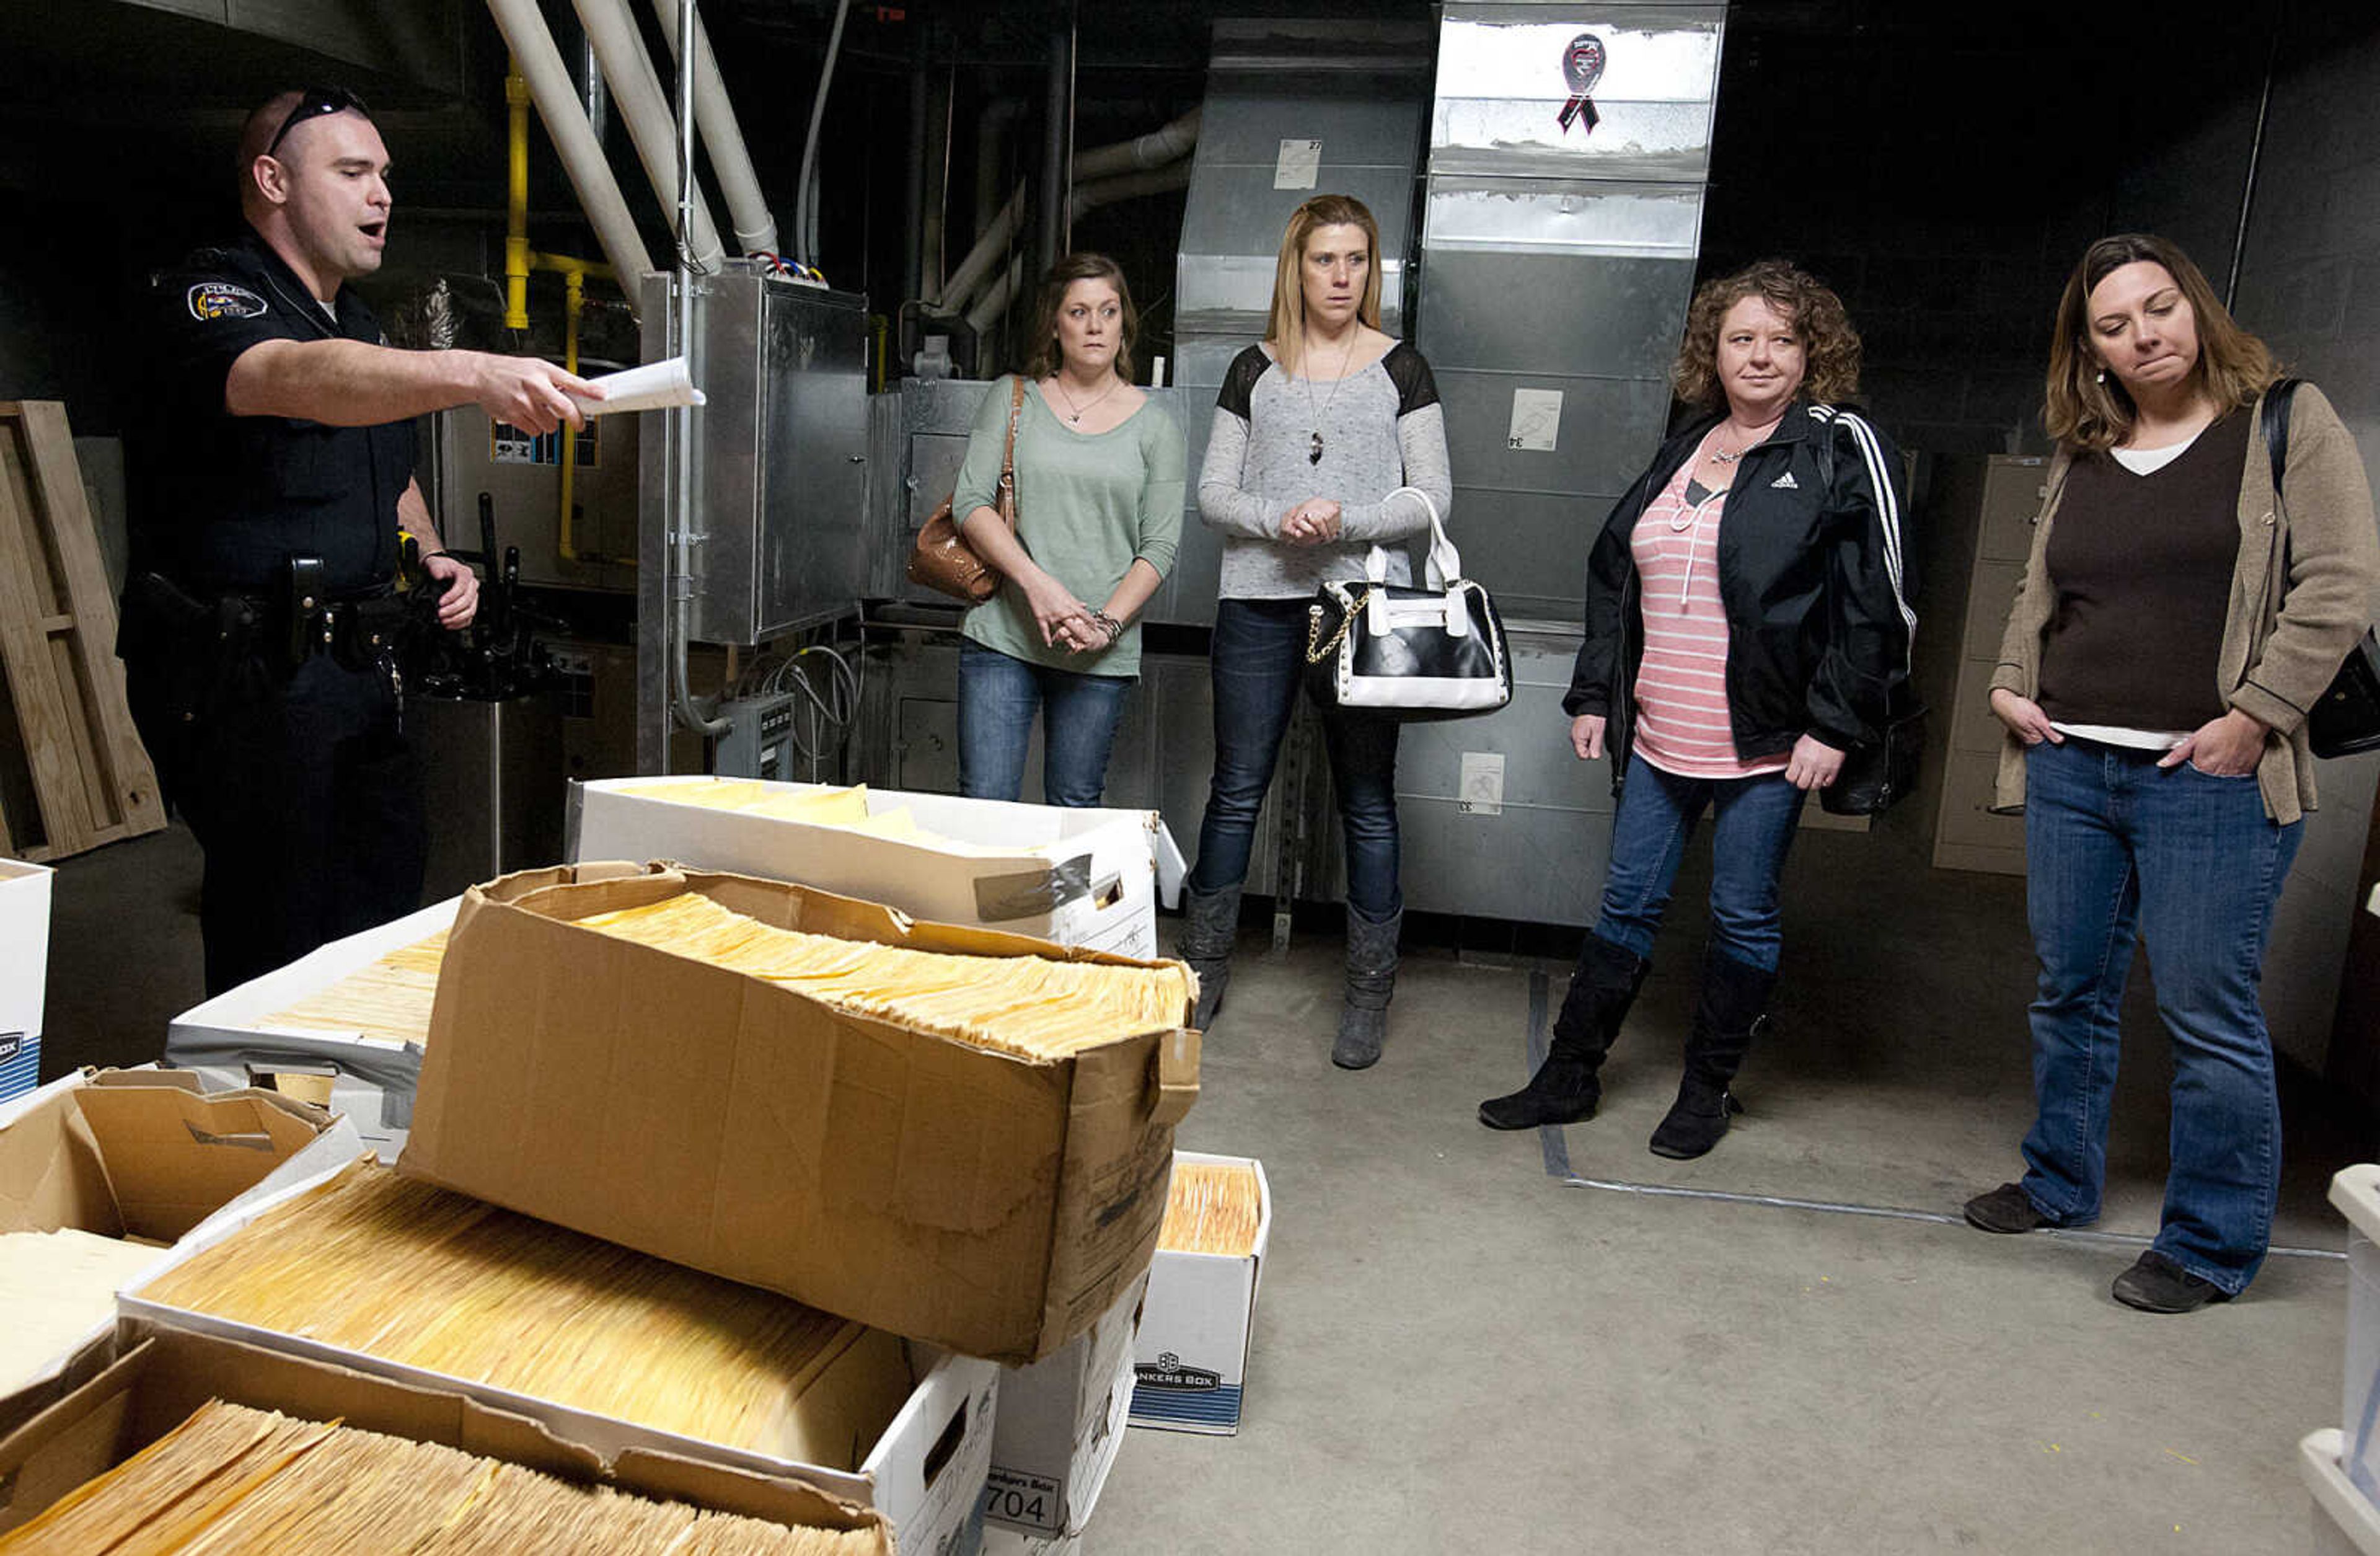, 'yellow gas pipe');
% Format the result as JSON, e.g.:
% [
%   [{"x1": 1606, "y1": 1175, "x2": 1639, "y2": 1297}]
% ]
[
  {"x1": 505, "y1": 66, "x2": 532, "y2": 332},
  {"x1": 505, "y1": 60, "x2": 630, "y2": 567}
]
